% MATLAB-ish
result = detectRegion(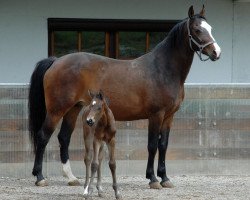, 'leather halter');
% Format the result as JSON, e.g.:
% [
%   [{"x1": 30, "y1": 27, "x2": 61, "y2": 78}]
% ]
[{"x1": 187, "y1": 18, "x2": 215, "y2": 61}]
